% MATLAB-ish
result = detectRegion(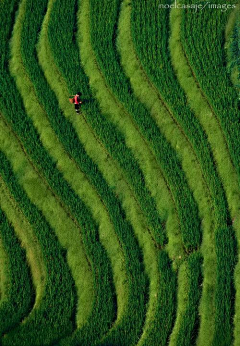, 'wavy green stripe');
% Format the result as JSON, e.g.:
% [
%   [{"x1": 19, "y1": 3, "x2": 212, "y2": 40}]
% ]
[
  {"x1": 0, "y1": 236, "x2": 8, "y2": 304},
  {"x1": 0, "y1": 206, "x2": 34, "y2": 337}
]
